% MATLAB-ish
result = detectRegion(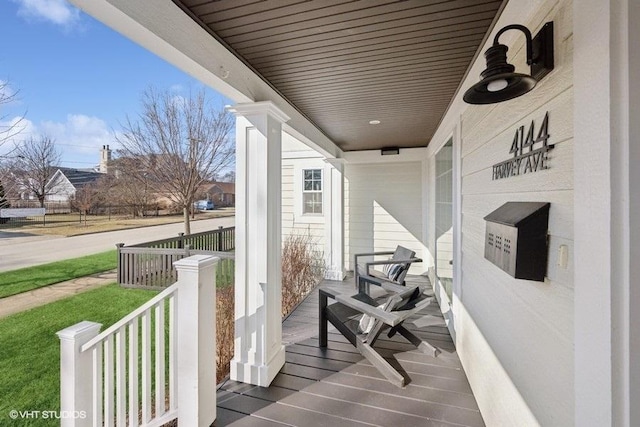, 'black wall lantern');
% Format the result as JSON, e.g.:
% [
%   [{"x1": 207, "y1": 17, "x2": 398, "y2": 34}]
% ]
[{"x1": 463, "y1": 22, "x2": 554, "y2": 104}]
